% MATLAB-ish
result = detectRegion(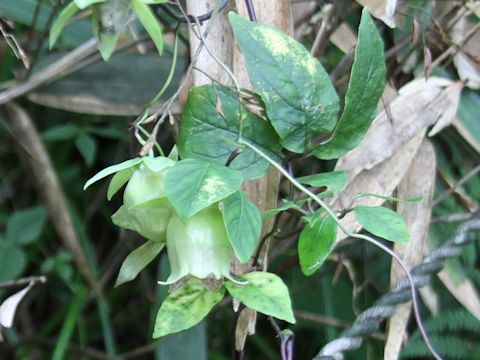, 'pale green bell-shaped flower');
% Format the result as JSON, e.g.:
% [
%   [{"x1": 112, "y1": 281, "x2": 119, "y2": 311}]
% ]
[
  {"x1": 161, "y1": 206, "x2": 233, "y2": 284},
  {"x1": 112, "y1": 157, "x2": 175, "y2": 242}
]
